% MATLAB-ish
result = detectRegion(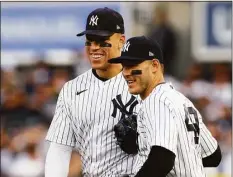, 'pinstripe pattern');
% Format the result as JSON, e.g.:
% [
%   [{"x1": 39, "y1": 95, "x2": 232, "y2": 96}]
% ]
[
  {"x1": 134, "y1": 83, "x2": 218, "y2": 177},
  {"x1": 46, "y1": 69, "x2": 139, "y2": 177}
]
